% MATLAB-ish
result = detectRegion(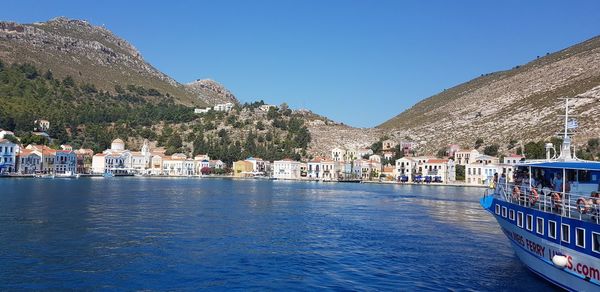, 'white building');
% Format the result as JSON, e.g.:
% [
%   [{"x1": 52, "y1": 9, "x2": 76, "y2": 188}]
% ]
[
  {"x1": 161, "y1": 153, "x2": 190, "y2": 176},
  {"x1": 17, "y1": 149, "x2": 41, "y2": 174},
  {"x1": 209, "y1": 160, "x2": 225, "y2": 169},
  {"x1": 503, "y1": 154, "x2": 525, "y2": 165},
  {"x1": 91, "y1": 138, "x2": 132, "y2": 174},
  {"x1": 194, "y1": 108, "x2": 211, "y2": 114},
  {"x1": 369, "y1": 154, "x2": 382, "y2": 163},
  {"x1": 454, "y1": 149, "x2": 480, "y2": 165},
  {"x1": 0, "y1": 129, "x2": 15, "y2": 139},
  {"x1": 307, "y1": 158, "x2": 322, "y2": 179},
  {"x1": 213, "y1": 102, "x2": 234, "y2": 112},
  {"x1": 331, "y1": 147, "x2": 345, "y2": 162},
  {"x1": 466, "y1": 163, "x2": 514, "y2": 186},
  {"x1": 130, "y1": 140, "x2": 152, "y2": 174},
  {"x1": 0, "y1": 139, "x2": 17, "y2": 173},
  {"x1": 259, "y1": 104, "x2": 276, "y2": 112},
  {"x1": 245, "y1": 157, "x2": 269, "y2": 174},
  {"x1": 273, "y1": 159, "x2": 301, "y2": 180},
  {"x1": 357, "y1": 148, "x2": 373, "y2": 159},
  {"x1": 394, "y1": 157, "x2": 417, "y2": 180},
  {"x1": 422, "y1": 158, "x2": 456, "y2": 183},
  {"x1": 321, "y1": 159, "x2": 337, "y2": 181}
]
